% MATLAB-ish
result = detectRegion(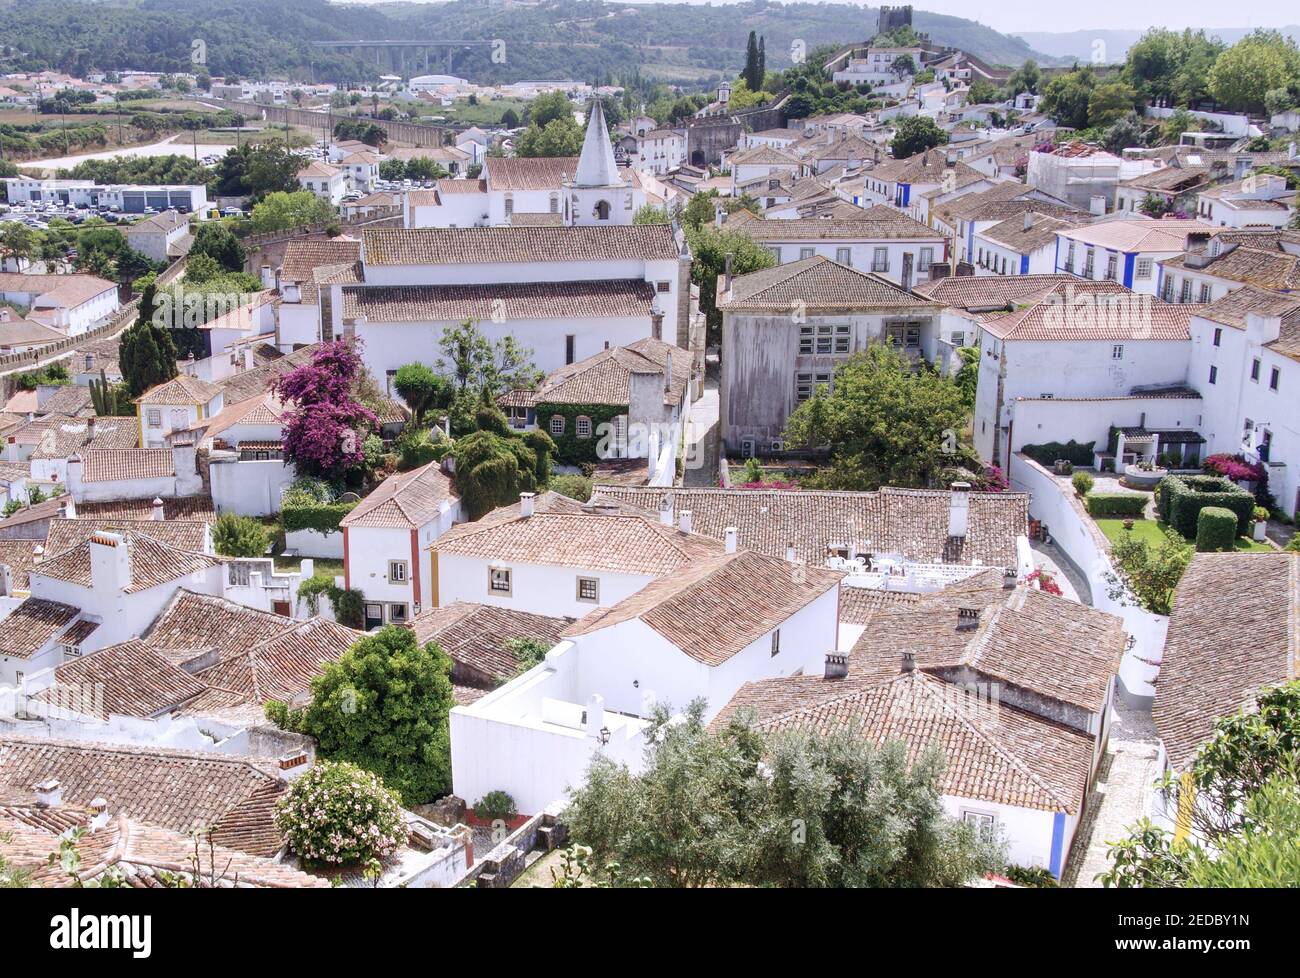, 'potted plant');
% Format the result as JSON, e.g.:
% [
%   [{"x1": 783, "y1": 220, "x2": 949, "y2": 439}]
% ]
[{"x1": 1253, "y1": 506, "x2": 1269, "y2": 542}]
